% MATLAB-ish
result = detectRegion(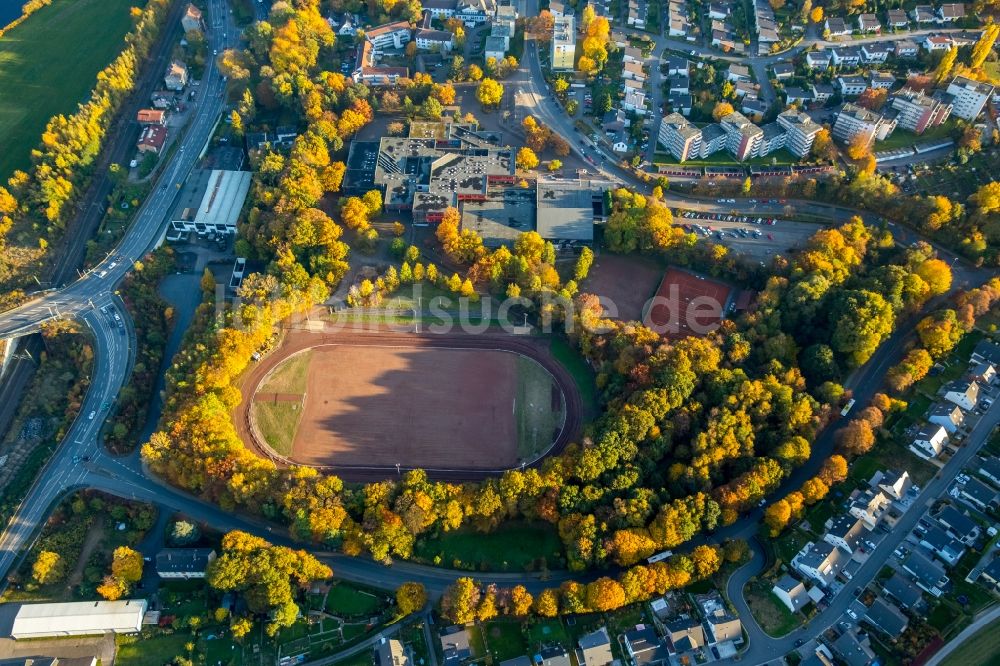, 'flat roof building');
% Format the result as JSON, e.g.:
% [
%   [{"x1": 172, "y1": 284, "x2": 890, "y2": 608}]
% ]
[
  {"x1": 946, "y1": 76, "x2": 994, "y2": 120},
  {"x1": 658, "y1": 113, "x2": 702, "y2": 162},
  {"x1": 551, "y1": 15, "x2": 576, "y2": 70},
  {"x1": 536, "y1": 181, "x2": 597, "y2": 243},
  {"x1": 11, "y1": 600, "x2": 148, "y2": 639},
  {"x1": 777, "y1": 109, "x2": 822, "y2": 157},
  {"x1": 169, "y1": 169, "x2": 252, "y2": 236}
]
